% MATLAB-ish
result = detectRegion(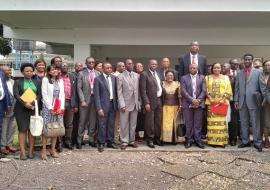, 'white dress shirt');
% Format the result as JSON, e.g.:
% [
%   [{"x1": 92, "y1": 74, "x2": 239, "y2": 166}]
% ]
[
  {"x1": 149, "y1": 70, "x2": 162, "y2": 97},
  {"x1": 103, "y1": 73, "x2": 113, "y2": 100},
  {"x1": 190, "y1": 53, "x2": 198, "y2": 65},
  {"x1": 6, "y1": 79, "x2": 13, "y2": 97},
  {"x1": 0, "y1": 78, "x2": 5, "y2": 100},
  {"x1": 190, "y1": 74, "x2": 197, "y2": 98}
]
